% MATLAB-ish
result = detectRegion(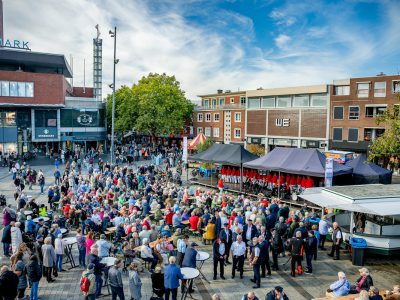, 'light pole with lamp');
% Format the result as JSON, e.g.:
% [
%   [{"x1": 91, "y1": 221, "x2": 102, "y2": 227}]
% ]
[{"x1": 109, "y1": 27, "x2": 118, "y2": 164}]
